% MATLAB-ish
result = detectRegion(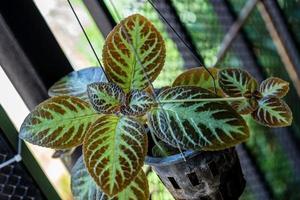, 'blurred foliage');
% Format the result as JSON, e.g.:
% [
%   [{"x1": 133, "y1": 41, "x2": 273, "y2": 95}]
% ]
[
  {"x1": 239, "y1": 187, "x2": 255, "y2": 200},
  {"x1": 228, "y1": 0, "x2": 282, "y2": 71},
  {"x1": 246, "y1": 116, "x2": 300, "y2": 200},
  {"x1": 147, "y1": 171, "x2": 174, "y2": 200},
  {"x1": 277, "y1": 0, "x2": 300, "y2": 47},
  {"x1": 275, "y1": 0, "x2": 300, "y2": 138},
  {"x1": 172, "y1": 0, "x2": 242, "y2": 67}
]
